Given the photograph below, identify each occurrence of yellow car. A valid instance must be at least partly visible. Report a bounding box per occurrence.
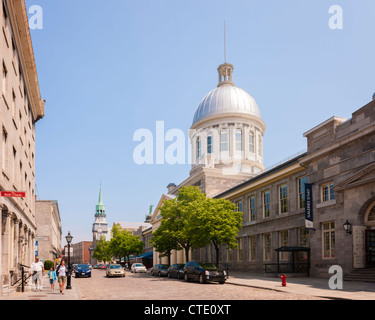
[106,264,126,277]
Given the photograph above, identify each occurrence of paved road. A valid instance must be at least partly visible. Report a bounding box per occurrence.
[75,269,326,300]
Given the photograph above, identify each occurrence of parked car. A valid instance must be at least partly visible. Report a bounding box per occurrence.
[106,264,126,277]
[74,264,92,278]
[184,262,226,284]
[131,263,147,273]
[152,264,169,277]
[167,264,185,279]
[93,264,100,269]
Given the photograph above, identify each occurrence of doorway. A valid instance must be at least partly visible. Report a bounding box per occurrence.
[365,230,375,267]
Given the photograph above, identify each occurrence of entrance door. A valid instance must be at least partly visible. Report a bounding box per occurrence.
[365,230,375,267]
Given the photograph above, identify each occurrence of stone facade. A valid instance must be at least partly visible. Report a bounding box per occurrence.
[213,99,375,278]
[0,0,45,294]
[35,200,62,262]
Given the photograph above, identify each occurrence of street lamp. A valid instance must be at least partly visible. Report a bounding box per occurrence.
[343,220,352,235]
[65,231,73,289]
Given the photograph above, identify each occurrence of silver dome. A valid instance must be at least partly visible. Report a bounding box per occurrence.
[192,84,262,125]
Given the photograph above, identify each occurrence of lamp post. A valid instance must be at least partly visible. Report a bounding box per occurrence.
[65,231,73,289]
[343,220,352,235]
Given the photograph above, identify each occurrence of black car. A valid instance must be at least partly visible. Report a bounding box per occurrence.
[74,264,91,278]
[184,261,226,284]
[151,264,169,277]
[167,264,185,279]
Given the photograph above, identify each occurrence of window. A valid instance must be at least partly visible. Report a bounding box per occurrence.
[298,227,310,260]
[279,230,289,261]
[237,238,243,261]
[321,182,334,202]
[2,61,8,95]
[235,129,242,152]
[196,137,201,159]
[298,176,308,209]
[263,233,271,261]
[249,132,254,153]
[263,190,270,218]
[249,236,256,261]
[323,222,335,259]
[248,195,256,222]
[220,129,228,152]
[207,132,213,154]
[279,184,288,214]
[1,127,8,171]
[236,200,242,213]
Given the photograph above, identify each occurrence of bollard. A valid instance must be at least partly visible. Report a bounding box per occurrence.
[280,275,287,287]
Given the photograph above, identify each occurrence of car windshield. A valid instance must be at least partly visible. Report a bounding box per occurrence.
[199,263,217,269]
[110,265,122,269]
[177,264,185,268]
[77,265,89,270]
[134,264,144,267]
[160,265,169,269]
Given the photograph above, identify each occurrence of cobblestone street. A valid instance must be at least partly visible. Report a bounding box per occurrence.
[74,269,326,300]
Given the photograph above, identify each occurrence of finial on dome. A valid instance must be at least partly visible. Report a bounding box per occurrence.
[217,63,234,87]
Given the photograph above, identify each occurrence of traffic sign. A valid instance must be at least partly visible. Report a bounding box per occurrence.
[1,191,26,198]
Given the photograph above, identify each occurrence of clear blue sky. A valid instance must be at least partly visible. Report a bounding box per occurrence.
[25,0,375,244]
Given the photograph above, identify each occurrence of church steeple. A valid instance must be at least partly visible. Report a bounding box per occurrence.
[95,188,106,217]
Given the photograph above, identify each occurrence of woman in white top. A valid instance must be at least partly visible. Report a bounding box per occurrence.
[56,260,68,295]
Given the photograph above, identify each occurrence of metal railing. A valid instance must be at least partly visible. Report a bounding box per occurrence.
[11,264,31,292]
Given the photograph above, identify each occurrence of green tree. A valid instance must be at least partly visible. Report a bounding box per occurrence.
[189,198,242,267]
[109,223,145,267]
[92,236,112,264]
[150,223,181,265]
[158,186,206,262]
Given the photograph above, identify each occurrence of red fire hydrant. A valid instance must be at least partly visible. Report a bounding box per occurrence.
[280,275,287,287]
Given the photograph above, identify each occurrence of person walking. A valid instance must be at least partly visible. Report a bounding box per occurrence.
[56,260,69,295]
[30,256,45,292]
[47,266,57,292]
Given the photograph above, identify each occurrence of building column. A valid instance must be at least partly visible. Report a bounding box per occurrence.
[13,218,19,271]
[2,212,11,286]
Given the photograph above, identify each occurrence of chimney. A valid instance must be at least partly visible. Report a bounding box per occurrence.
[167,183,176,193]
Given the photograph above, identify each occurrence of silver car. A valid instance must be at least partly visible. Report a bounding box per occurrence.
[131,263,147,273]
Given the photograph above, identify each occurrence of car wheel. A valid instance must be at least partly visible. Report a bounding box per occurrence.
[219,281,225,284]
[199,274,206,284]
[184,273,189,282]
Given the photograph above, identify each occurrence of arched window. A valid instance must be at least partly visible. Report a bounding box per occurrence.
[366,202,375,225]
[207,131,213,154]
[249,132,254,153]
[220,129,228,152]
[235,129,242,152]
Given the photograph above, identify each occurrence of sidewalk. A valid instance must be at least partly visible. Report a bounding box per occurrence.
[1,275,81,300]
[226,272,375,300]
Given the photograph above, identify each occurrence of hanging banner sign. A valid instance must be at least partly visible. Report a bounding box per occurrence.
[305,183,314,229]
[1,191,26,198]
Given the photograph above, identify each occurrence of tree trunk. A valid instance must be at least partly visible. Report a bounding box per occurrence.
[212,240,220,268]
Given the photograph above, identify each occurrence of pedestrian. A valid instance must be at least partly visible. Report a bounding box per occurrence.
[47,266,57,292]
[56,260,69,295]
[30,256,45,292]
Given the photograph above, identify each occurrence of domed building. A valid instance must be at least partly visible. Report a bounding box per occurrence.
[183,62,266,197]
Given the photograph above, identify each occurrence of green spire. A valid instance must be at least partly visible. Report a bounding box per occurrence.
[95,187,106,217]
[98,188,103,205]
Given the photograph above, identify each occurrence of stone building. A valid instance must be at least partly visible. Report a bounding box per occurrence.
[0,0,45,295]
[35,200,62,262]
[212,99,375,279]
[71,241,92,265]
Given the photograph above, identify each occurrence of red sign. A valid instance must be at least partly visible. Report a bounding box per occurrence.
[1,191,26,198]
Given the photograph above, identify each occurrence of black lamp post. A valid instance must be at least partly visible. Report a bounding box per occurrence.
[343,220,352,235]
[65,231,73,289]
